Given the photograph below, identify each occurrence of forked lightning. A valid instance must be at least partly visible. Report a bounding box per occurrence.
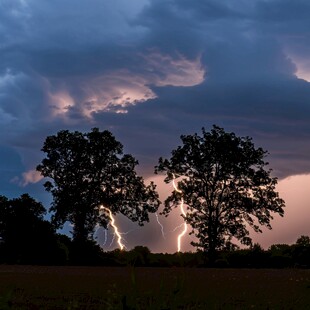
[172,174,188,252]
[100,206,125,250]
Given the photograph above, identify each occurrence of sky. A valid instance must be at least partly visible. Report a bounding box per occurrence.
[1,0,310,253]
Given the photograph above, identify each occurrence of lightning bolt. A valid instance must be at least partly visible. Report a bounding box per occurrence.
[100,206,125,250]
[172,174,188,252]
[108,229,134,248]
[95,224,109,247]
[155,212,165,239]
[102,226,108,246]
[171,223,186,233]
[109,232,116,247]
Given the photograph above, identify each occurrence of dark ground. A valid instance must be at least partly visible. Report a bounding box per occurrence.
[0,265,309,309]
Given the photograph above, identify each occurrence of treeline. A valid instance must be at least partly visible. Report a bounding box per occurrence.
[35,126,285,265]
[0,193,309,268]
[0,126,304,268]
[93,240,310,269]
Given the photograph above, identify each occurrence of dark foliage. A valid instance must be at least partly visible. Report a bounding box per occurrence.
[0,197,309,269]
[0,194,68,264]
[37,128,160,243]
[104,238,310,268]
[155,125,285,263]
[0,127,307,269]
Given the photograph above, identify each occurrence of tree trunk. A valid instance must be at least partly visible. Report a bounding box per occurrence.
[207,213,217,266]
[73,211,88,244]
[208,246,217,266]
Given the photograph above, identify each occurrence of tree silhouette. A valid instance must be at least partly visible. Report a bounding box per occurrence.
[0,194,64,264]
[296,235,310,247]
[37,128,160,244]
[293,235,310,267]
[156,125,285,263]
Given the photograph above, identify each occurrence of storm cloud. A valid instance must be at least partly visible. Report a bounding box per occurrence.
[1,0,310,250]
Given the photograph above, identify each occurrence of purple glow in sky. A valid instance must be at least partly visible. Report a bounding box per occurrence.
[1,0,310,252]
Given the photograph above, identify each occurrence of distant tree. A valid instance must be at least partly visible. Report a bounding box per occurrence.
[269,244,291,255]
[156,125,285,263]
[37,128,160,244]
[292,235,310,268]
[0,194,65,264]
[295,235,310,247]
[128,246,151,266]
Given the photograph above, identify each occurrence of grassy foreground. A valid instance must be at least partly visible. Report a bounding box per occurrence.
[0,266,309,309]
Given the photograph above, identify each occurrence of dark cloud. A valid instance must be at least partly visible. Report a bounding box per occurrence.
[0,145,25,197]
[1,0,309,176]
[0,0,310,250]
[255,0,310,23]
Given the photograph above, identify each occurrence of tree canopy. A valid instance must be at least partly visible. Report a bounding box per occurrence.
[155,125,285,260]
[37,128,160,243]
[0,194,46,243]
[0,194,64,264]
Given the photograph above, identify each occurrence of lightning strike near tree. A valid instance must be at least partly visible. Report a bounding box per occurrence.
[109,229,133,248]
[171,222,186,233]
[109,232,116,248]
[102,229,108,246]
[155,212,166,239]
[172,174,188,252]
[100,206,125,250]
[94,223,109,246]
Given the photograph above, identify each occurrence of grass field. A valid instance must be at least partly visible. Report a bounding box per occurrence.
[0,265,309,309]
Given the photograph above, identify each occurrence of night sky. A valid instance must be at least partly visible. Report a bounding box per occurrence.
[1,0,310,252]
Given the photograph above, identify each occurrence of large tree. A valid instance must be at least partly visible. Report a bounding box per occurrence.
[37,128,160,243]
[155,126,285,261]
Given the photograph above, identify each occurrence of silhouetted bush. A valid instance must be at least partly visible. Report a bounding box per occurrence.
[0,194,69,265]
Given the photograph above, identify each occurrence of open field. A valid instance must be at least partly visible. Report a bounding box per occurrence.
[0,266,309,309]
